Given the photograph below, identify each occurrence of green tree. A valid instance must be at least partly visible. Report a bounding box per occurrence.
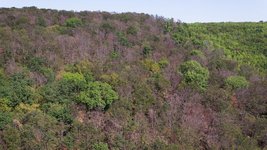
[100,22,115,34]
[117,32,130,47]
[8,73,34,107]
[143,43,153,57]
[41,82,65,103]
[92,142,109,150]
[64,61,95,82]
[158,58,169,69]
[42,103,73,124]
[65,17,82,28]
[225,76,249,90]
[126,26,138,35]
[59,72,86,94]
[77,81,118,110]
[0,111,12,129]
[26,56,46,72]
[180,60,209,91]
[0,98,11,112]
[36,16,47,27]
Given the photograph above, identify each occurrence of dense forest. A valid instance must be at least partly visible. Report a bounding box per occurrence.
[0,7,266,150]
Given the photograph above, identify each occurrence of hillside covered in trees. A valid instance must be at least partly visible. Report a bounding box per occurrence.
[0,7,266,149]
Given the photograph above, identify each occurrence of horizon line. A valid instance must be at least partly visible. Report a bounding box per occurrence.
[0,6,266,24]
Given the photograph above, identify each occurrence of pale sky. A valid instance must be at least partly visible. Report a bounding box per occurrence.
[0,0,266,23]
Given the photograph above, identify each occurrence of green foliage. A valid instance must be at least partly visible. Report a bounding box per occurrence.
[126,26,138,35]
[77,81,118,110]
[117,32,130,47]
[65,61,95,82]
[190,50,204,57]
[180,60,209,90]
[164,19,174,33]
[36,16,47,27]
[42,103,73,124]
[40,72,87,104]
[92,142,109,150]
[8,73,34,107]
[49,25,72,35]
[65,17,82,28]
[26,56,46,72]
[158,58,169,68]
[59,72,86,94]
[186,23,267,72]
[0,73,34,109]
[41,82,64,103]
[172,24,190,45]
[100,22,115,33]
[41,67,56,82]
[0,98,12,112]
[110,50,120,59]
[225,76,249,90]
[0,8,266,149]
[0,111,12,129]
[15,16,29,29]
[117,13,131,23]
[15,103,40,114]
[142,59,161,74]
[100,72,120,86]
[62,72,85,84]
[142,43,153,57]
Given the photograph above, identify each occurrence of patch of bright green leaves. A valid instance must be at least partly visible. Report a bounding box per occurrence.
[77,81,118,110]
[180,60,209,91]
[58,72,118,110]
[60,72,86,93]
[65,17,82,28]
[92,142,109,150]
[5,73,34,107]
[225,76,249,90]
[42,71,118,111]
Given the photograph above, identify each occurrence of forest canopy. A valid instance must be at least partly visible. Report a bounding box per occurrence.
[0,7,266,149]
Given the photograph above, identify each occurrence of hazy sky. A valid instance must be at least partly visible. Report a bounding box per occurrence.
[0,0,266,23]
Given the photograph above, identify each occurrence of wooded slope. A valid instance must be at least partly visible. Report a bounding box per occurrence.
[0,7,266,149]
